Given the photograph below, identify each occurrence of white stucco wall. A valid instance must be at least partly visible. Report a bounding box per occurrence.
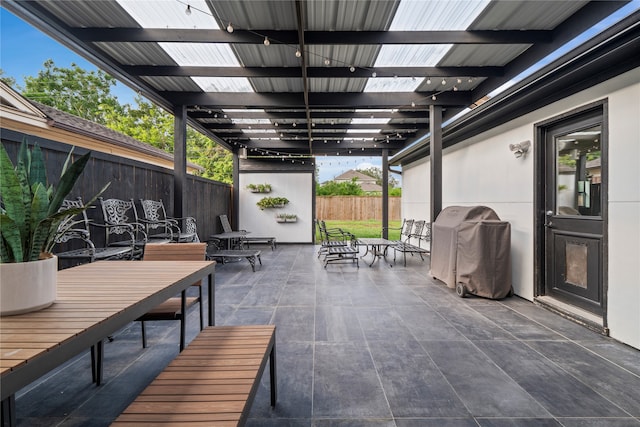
[401,68,640,349]
[239,172,314,243]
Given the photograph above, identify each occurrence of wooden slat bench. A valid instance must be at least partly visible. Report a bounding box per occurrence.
[111,325,277,427]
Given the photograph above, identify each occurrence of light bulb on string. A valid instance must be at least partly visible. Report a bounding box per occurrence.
[349,66,355,72]
[432,94,437,101]
[372,72,377,78]
[295,49,301,58]
[441,79,447,85]
[426,78,431,84]
[226,22,234,33]
[324,58,331,66]
[185,5,192,15]
[263,37,270,46]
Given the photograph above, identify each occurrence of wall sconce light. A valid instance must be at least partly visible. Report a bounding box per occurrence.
[509,140,531,158]
[239,147,248,159]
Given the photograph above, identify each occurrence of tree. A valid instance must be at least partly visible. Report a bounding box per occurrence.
[356,166,399,188]
[316,178,364,196]
[21,60,123,125]
[0,69,16,87]
[12,60,233,183]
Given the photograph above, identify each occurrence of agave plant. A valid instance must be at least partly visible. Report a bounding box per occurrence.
[0,140,107,263]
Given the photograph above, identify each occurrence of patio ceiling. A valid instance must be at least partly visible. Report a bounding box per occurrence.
[3,0,631,158]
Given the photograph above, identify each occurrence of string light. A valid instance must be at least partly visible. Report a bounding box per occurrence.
[185,4,192,15]
[226,22,234,33]
[263,36,270,46]
[295,49,301,58]
[349,66,355,72]
[441,78,447,85]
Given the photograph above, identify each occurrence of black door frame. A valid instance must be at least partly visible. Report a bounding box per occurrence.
[534,99,609,325]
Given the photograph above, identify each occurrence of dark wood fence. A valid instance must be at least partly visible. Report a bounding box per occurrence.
[1,130,231,250]
[316,196,401,221]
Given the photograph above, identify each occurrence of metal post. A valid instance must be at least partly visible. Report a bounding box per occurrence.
[430,105,442,222]
[382,149,389,239]
[173,105,187,218]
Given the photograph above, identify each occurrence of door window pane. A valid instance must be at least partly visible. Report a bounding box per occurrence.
[555,125,602,216]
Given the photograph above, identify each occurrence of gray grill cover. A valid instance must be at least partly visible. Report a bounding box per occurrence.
[430,206,511,299]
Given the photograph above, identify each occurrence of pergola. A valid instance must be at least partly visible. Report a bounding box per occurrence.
[4,0,635,224]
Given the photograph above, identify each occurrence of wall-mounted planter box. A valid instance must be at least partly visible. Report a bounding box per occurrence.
[276,214,297,223]
[257,196,289,210]
[246,183,272,193]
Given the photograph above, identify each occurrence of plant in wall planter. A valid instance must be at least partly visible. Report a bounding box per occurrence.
[0,141,108,316]
[246,183,272,193]
[256,196,289,210]
[275,213,297,223]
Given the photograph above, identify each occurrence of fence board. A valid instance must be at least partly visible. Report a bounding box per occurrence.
[316,196,400,221]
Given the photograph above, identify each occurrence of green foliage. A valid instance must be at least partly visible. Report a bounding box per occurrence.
[356,166,399,188]
[389,187,402,196]
[0,140,108,263]
[0,69,17,87]
[11,60,233,184]
[21,60,123,125]
[316,178,364,196]
[256,197,289,210]
[247,183,272,192]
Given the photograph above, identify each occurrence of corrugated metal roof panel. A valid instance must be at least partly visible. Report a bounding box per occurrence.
[305,0,399,31]
[117,0,218,29]
[390,0,490,30]
[95,42,176,66]
[251,78,304,92]
[470,1,589,30]
[233,45,300,67]
[306,45,379,68]
[140,76,202,92]
[39,1,137,27]
[309,78,368,92]
[206,0,297,30]
[440,45,531,67]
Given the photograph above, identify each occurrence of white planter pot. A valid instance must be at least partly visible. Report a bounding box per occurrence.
[0,254,57,316]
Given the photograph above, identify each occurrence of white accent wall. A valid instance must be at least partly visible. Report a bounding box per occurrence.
[400,68,640,349]
[239,172,314,243]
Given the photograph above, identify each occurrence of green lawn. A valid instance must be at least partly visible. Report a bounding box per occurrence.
[316,220,402,240]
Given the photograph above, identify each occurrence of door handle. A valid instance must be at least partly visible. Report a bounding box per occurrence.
[545,210,554,228]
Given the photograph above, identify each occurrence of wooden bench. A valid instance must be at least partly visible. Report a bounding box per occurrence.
[111,325,277,427]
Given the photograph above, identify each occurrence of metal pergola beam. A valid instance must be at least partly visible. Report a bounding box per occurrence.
[122,65,503,78]
[166,91,472,108]
[70,28,552,44]
[188,110,432,120]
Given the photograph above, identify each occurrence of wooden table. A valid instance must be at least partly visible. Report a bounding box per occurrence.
[0,260,216,426]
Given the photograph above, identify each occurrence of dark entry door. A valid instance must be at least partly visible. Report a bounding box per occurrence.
[543,109,605,315]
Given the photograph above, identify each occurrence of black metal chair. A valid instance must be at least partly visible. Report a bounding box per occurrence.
[316,219,349,259]
[139,199,199,243]
[54,197,136,267]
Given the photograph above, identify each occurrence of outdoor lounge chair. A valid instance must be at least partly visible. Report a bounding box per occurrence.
[136,242,207,351]
[219,214,276,250]
[316,219,349,259]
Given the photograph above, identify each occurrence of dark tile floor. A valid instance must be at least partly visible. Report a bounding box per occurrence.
[13,244,640,426]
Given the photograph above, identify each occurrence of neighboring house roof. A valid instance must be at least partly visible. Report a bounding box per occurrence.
[334,170,376,184]
[333,169,382,192]
[0,81,203,173]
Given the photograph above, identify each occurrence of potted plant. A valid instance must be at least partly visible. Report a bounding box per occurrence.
[256,196,289,210]
[246,183,272,193]
[275,213,297,223]
[0,141,107,316]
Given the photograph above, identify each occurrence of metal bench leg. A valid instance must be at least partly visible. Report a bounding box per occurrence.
[1,395,16,427]
[140,321,147,348]
[270,340,277,407]
[247,256,256,272]
[198,285,204,331]
[90,340,104,385]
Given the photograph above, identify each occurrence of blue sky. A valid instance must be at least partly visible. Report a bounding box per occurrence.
[0,8,383,183]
